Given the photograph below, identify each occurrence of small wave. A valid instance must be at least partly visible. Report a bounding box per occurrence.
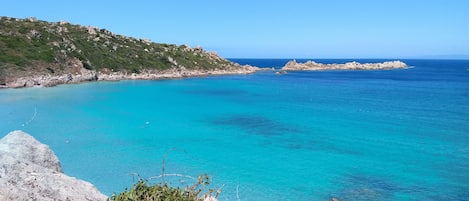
[407,66,416,69]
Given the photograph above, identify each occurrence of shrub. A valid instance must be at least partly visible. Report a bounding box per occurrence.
[109,174,220,201]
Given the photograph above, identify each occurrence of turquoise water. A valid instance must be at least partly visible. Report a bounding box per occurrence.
[1,59,468,200]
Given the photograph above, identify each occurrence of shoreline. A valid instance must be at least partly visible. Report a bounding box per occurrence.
[0,65,260,89]
[0,60,409,89]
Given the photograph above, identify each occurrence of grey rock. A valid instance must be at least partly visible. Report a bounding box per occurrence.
[1,60,261,89]
[0,130,107,201]
[282,60,407,71]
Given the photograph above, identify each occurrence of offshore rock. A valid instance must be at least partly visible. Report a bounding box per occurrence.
[0,130,107,201]
[281,60,407,71]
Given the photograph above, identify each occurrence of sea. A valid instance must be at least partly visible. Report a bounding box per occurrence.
[0,59,468,201]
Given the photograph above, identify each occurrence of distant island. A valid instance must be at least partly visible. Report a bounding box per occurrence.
[281,60,407,71]
[0,16,257,88]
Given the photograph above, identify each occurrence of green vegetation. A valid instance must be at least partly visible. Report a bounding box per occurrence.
[109,174,220,201]
[0,16,237,81]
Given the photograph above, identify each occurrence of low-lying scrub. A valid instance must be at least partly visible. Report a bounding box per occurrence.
[109,174,220,201]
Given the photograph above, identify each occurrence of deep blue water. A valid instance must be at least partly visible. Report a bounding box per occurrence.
[1,59,468,200]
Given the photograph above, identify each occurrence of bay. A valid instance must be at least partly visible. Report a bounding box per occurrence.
[1,59,468,200]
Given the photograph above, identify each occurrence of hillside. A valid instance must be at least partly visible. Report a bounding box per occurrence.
[0,16,256,88]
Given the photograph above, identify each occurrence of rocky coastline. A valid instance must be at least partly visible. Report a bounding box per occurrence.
[0,59,259,89]
[0,130,107,201]
[0,17,406,89]
[0,59,410,89]
[281,60,407,71]
[0,16,262,89]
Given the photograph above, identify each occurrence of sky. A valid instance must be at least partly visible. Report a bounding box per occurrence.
[1,0,469,58]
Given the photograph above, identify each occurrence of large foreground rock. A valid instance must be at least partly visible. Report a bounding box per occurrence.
[0,130,107,201]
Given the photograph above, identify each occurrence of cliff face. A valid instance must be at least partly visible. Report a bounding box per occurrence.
[0,130,107,201]
[281,60,407,71]
[0,16,257,88]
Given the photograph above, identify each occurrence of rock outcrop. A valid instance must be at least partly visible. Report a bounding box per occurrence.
[1,64,259,88]
[0,130,107,201]
[281,60,407,71]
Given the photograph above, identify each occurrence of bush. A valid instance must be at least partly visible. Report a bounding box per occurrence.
[109,174,220,201]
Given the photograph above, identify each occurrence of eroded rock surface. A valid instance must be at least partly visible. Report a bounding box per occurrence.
[0,130,107,201]
[281,60,407,71]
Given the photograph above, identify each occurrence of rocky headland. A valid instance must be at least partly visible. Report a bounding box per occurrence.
[0,16,259,89]
[0,130,107,201]
[281,60,407,71]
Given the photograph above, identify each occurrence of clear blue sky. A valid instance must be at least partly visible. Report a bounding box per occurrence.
[1,0,469,58]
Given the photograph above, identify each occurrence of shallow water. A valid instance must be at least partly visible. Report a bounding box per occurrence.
[1,59,468,200]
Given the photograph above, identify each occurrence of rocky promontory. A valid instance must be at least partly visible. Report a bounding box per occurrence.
[281,60,407,71]
[0,16,259,89]
[0,130,107,201]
